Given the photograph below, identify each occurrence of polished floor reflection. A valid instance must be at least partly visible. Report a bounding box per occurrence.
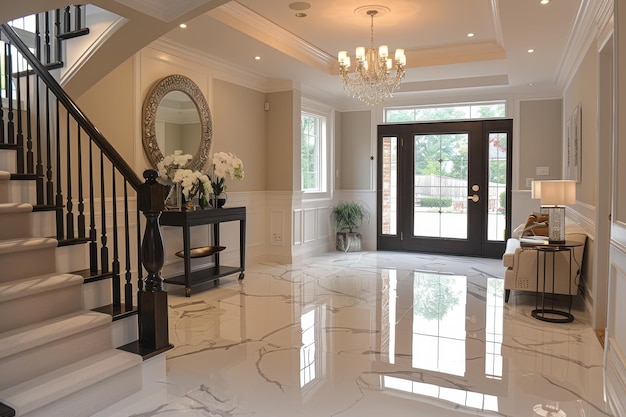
[100,251,612,417]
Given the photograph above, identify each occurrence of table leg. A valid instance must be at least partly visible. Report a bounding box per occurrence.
[239,217,246,280]
[183,225,191,297]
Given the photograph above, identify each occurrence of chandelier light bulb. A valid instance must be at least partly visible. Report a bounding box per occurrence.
[337,8,406,106]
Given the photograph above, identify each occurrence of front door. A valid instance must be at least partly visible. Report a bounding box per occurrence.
[377,120,512,258]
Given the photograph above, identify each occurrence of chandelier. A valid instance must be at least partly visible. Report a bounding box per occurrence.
[337,9,406,106]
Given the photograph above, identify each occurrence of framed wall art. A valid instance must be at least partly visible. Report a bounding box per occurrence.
[566,104,582,182]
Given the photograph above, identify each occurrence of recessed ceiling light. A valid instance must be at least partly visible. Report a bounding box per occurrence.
[467,33,475,37]
[528,48,535,53]
[254,56,261,61]
[540,0,550,4]
[529,83,534,86]
[295,12,307,18]
[179,23,187,29]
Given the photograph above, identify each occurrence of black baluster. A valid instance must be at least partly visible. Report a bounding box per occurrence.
[54,9,62,65]
[75,5,84,30]
[7,43,14,146]
[89,140,98,273]
[100,151,109,273]
[45,88,53,206]
[0,44,6,144]
[64,6,71,33]
[35,14,41,61]
[25,60,34,174]
[112,167,121,307]
[124,181,133,310]
[15,49,24,173]
[35,75,44,205]
[55,100,64,240]
[77,128,85,238]
[65,113,74,239]
[44,12,51,65]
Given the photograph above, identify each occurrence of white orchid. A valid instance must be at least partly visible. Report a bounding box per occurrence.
[209,152,244,195]
[158,151,209,201]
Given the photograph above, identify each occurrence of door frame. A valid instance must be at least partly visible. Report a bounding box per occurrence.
[376,119,512,258]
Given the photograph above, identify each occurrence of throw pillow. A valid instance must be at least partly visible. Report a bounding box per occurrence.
[521,213,549,236]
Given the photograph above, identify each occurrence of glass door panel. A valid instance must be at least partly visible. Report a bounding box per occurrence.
[487,133,508,242]
[381,136,398,236]
[414,134,469,239]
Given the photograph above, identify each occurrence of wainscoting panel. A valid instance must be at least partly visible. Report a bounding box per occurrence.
[317,207,330,240]
[293,209,303,246]
[606,241,626,414]
[303,208,317,243]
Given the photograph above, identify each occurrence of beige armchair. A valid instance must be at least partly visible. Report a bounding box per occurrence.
[502,230,586,302]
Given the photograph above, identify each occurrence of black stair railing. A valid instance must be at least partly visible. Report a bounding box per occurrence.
[0,21,170,353]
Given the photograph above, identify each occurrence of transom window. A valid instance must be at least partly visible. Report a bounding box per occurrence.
[385,101,506,123]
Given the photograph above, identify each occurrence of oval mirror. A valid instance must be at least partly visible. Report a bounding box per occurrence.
[142,74,212,171]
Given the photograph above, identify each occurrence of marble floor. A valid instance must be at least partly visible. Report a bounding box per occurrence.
[98,251,613,417]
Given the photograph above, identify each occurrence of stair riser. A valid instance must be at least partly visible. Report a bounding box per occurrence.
[0,323,113,391]
[0,149,16,173]
[0,285,84,333]
[23,362,143,417]
[55,243,90,274]
[8,181,36,205]
[0,211,32,240]
[0,180,8,203]
[0,246,57,282]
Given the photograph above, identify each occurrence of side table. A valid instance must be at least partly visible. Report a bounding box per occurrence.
[531,241,582,323]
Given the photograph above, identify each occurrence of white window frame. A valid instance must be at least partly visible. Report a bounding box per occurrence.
[301,98,333,199]
[384,100,506,123]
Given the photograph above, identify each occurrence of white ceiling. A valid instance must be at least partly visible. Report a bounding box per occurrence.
[156,0,583,107]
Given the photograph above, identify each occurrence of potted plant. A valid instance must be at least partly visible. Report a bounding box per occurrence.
[330,201,370,252]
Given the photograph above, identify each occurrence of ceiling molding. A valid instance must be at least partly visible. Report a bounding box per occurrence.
[151,38,271,93]
[556,0,613,90]
[398,75,509,93]
[209,2,336,74]
[489,0,505,48]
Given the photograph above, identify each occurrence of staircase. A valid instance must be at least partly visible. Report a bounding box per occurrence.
[0,6,171,417]
[0,171,143,416]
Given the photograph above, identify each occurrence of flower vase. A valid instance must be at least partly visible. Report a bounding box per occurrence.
[210,192,227,208]
[164,182,182,210]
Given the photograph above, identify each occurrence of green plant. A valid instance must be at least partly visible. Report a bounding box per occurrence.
[331,201,370,233]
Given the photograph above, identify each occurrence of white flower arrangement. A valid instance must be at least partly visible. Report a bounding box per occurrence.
[209,152,244,195]
[158,150,209,200]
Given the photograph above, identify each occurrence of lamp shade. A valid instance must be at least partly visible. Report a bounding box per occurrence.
[539,180,576,206]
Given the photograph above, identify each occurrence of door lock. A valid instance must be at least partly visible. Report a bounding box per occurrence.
[468,194,479,202]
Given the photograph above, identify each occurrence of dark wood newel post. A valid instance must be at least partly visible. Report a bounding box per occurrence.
[137,169,170,350]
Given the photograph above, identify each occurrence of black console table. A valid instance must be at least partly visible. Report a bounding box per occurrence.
[160,206,246,297]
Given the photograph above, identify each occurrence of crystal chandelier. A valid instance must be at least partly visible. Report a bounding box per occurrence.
[337,9,406,106]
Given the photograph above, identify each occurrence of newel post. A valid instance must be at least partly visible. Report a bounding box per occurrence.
[137,169,170,350]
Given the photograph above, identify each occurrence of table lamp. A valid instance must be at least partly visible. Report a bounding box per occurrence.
[538,180,576,244]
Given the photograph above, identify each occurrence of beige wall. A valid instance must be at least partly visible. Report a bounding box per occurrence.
[212,79,266,192]
[266,90,295,191]
[563,44,599,206]
[75,59,135,165]
[337,110,371,190]
[518,99,562,189]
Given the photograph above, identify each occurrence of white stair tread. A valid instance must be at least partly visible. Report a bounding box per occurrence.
[0,272,83,303]
[0,310,110,360]
[0,171,8,180]
[0,202,32,214]
[0,348,143,416]
[0,236,57,255]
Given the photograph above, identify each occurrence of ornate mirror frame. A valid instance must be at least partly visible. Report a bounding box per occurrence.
[142,74,212,171]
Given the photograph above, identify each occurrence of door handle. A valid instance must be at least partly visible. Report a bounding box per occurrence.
[468,194,479,202]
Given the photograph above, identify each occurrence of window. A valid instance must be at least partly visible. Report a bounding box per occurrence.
[301,112,327,192]
[385,101,506,123]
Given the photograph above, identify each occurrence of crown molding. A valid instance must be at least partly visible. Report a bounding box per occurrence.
[151,38,271,92]
[556,0,613,90]
[209,2,336,74]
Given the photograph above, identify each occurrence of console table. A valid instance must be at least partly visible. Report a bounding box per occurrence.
[160,206,246,297]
